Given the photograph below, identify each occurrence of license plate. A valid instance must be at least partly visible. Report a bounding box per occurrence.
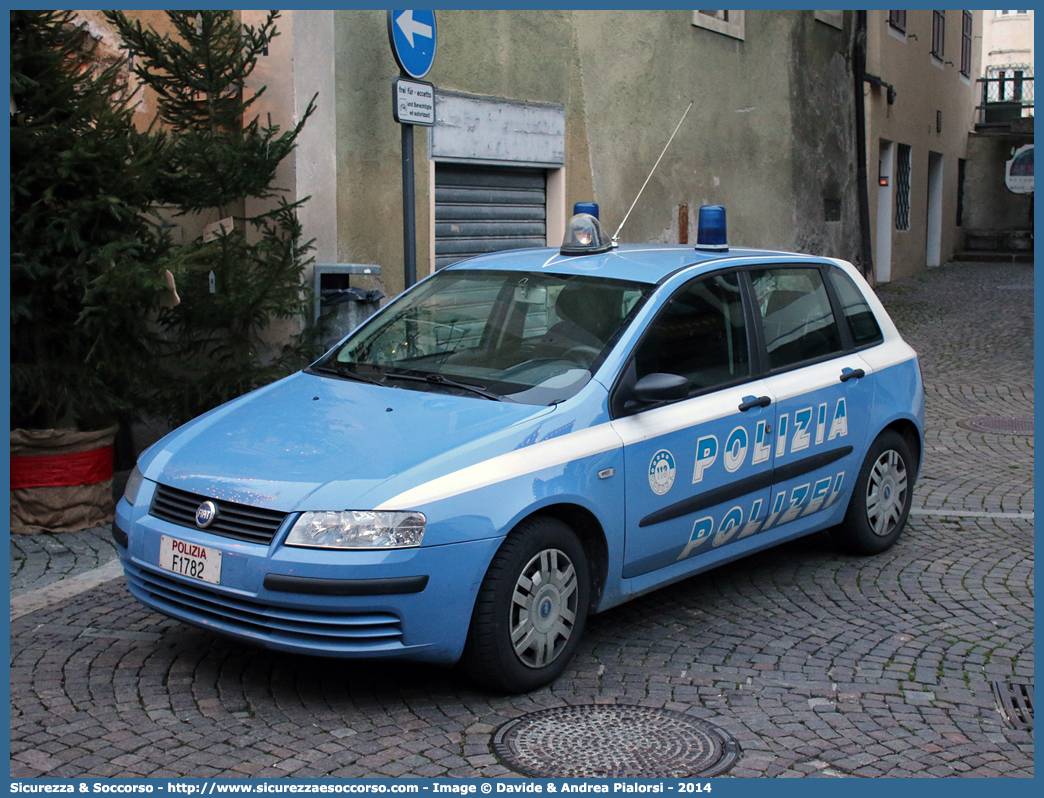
[159,535,222,585]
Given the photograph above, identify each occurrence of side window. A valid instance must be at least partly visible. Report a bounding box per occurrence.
[751,267,843,370]
[634,272,749,392]
[828,268,883,347]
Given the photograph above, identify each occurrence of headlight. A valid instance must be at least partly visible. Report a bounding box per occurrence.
[123,466,145,507]
[285,510,426,550]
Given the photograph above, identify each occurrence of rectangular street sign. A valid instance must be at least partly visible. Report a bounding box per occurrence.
[393,78,435,126]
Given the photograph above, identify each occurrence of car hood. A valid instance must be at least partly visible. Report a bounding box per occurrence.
[138,371,558,511]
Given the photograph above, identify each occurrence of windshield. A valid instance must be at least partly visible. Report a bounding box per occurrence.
[314,270,650,405]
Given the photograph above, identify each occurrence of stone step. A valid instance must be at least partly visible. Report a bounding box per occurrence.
[952,251,1034,263]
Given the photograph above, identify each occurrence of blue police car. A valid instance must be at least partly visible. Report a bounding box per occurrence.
[115,206,924,693]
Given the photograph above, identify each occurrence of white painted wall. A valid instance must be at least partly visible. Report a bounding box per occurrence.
[926,151,944,267]
[875,140,895,283]
[243,10,339,266]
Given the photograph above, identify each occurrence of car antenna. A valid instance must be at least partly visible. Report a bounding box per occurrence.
[611,100,694,248]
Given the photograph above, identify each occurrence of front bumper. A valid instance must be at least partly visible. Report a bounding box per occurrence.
[113,493,501,665]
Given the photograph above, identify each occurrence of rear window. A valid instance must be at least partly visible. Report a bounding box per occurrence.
[829,268,883,347]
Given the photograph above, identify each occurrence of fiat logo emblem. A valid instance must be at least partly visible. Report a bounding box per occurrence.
[195,501,218,528]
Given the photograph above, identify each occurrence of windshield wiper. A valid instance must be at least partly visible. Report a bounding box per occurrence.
[383,370,510,402]
[310,364,382,386]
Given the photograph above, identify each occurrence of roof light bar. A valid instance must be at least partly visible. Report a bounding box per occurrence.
[695,205,728,251]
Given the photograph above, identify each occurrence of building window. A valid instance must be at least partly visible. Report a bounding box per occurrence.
[895,144,912,231]
[961,11,972,77]
[956,158,966,227]
[888,10,907,33]
[693,11,745,40]
[931,10,945,58]
[996,10,1030,17]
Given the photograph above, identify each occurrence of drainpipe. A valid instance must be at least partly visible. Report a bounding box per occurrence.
[853,11,874,281]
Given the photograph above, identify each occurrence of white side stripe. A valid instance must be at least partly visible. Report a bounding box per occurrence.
[376,346,919,511]
[375,423,623,510]
[611,383,761,447]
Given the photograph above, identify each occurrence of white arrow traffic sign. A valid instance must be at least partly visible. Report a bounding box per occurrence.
[387,10,437,79]
[396,10,432,47]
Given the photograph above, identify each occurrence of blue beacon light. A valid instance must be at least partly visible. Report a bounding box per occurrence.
[695,205,728,251]
[573,202,599,218]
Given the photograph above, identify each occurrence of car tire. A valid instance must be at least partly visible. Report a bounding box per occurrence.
[833,429,915,555]
[461,516,590,693]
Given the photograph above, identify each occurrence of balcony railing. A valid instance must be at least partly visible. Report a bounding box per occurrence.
[977,74,1034,125]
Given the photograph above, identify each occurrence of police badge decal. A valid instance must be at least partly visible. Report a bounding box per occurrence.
[648,449,677,495]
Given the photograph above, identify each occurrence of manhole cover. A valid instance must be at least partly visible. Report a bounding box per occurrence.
[993,681,1034,731]
[958,417,1034,435]
[493,705,740,778]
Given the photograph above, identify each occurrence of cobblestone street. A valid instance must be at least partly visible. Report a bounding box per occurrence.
[10,261,1034,779]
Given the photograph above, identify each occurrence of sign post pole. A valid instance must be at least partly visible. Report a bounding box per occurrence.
[387,10,437,290]
[401,123,417,288]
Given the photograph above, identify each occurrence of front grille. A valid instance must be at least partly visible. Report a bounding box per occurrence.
[125,562,405,652]
[150,484,287,545]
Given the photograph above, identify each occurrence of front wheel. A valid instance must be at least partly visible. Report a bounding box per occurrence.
[832,429,915,555]
[461,516,590,693]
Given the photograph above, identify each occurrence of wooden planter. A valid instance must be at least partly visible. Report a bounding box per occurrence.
[10,425,118,535]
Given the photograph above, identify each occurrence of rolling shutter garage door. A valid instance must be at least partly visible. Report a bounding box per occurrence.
[434,164,546,270]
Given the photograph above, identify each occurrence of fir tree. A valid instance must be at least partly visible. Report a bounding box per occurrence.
[10,10,169,431]
[106,10,320,425]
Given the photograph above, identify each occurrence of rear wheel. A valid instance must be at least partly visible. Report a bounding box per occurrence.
[461,516,590,693]
[833,429,914,554]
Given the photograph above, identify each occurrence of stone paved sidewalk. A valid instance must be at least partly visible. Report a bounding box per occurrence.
[9,261,1034,779]
[875,262,1034,518]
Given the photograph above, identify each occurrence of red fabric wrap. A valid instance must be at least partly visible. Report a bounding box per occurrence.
[10,445,115,489]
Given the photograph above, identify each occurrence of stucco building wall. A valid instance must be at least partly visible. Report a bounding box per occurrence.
[323,9,861,299]
[72,10,980,309]
[863,10,982,283]
[981,9,1034,73]
[964,131,1035,236]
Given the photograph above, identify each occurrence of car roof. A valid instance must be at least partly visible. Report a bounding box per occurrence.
[445,244,832,285]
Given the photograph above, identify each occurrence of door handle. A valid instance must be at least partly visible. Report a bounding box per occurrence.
[738,395,771,412]
[839,368,866,383]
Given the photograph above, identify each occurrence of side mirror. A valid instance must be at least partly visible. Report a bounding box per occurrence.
[633,373,689,404]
